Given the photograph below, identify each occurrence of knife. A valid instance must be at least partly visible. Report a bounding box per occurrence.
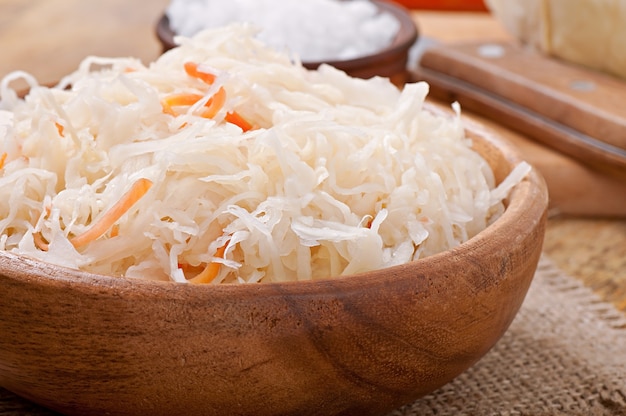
[412,40,626,180]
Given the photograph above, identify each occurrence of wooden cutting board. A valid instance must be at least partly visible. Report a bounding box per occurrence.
[413,41,626,218]
[414,41,626,180]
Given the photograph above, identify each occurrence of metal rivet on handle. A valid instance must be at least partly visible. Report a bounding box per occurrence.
[569,80,596,92]
[477,44,505,58]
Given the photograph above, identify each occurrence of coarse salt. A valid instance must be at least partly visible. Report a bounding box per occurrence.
[166,0,401,62]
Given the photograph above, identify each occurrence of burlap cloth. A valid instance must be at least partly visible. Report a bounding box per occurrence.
[1,257,625,416]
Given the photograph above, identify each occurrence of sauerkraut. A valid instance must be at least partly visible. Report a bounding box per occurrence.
[0,25,530,284]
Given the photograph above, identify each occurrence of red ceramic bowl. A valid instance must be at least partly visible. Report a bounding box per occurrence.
[391,0,488,10]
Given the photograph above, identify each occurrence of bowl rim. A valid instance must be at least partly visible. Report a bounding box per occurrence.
[155,0,419,69]
[0,115,549,296]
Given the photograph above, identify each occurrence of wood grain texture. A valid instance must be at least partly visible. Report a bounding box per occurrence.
[0,3,621,413]
[0,0,169,89]
[415,41,626,179]
[544,218,626,311]
[0,126,549,416]
[445,103,626,218]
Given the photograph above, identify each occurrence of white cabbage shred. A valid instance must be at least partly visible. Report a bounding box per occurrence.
[0,25,530,284]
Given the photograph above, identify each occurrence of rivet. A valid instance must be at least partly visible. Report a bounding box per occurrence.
[569,80,596,92]
[477,44,505,59]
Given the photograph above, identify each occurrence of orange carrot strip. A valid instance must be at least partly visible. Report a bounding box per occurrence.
[0,152,7,170]
[189,242,228,284]
[184,62,216,85]
[55,122,64,137]
[70,178,153,248]
[161,93,204,116]
[110,224,120,238]
[161,101,176,116]
[161,89,225,119]
[200,87,226,119]
[162,93,204,107]
[33,232,49,252]
[224,111,253,132]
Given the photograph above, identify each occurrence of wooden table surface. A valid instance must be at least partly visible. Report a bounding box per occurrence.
[0,0,624,316]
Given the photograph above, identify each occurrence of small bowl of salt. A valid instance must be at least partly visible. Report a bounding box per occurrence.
[156,0,418,85]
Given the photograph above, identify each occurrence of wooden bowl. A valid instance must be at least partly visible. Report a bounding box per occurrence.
[155,0,419,86]
[0,112,548,416]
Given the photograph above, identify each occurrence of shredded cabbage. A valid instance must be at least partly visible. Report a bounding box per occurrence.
[0,24,530,284]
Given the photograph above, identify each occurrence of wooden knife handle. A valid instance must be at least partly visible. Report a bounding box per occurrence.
[415,41,626,179]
